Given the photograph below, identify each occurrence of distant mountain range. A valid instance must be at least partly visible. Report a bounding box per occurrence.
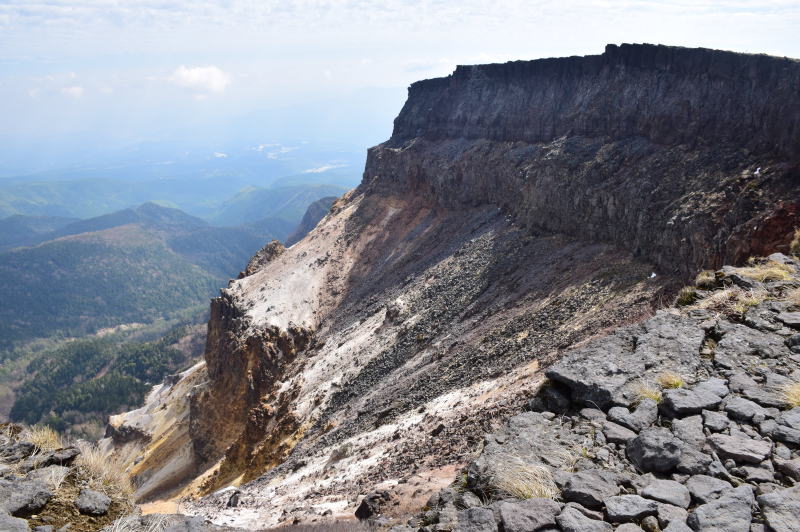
[0,202,298,352]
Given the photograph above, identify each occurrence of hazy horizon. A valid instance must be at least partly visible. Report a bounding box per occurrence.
[2,1,799,177]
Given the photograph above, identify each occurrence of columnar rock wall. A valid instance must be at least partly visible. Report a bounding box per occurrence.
[365,44,800,277]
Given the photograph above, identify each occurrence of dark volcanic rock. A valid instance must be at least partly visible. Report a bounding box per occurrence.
[354,491,391,521]
[456,507,497,532]
[379,44,800,275]
[0,513,29,532]
[562,470,620,509]
[627,428,683,473]
[707,434,771,464]
[603,494,658,523]
[556,506,613,532]
[686,485,754,531]
[757,485,800,532]
[0,478,52,516]
[660,388,721,418]
[496,498,562,531]
[75,488,111,516]
[547,312,704,409]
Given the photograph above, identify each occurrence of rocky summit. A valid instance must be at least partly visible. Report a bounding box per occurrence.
[98,43,800,530]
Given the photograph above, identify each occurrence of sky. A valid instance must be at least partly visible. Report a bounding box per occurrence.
[0,0,799,173]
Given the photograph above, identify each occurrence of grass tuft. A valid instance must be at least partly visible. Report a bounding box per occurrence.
[633,382,663,403]
[44,465,70,491]
[695,270,717,289]
[689,286,769,318]
[488,453,559,500]
[676,286,698,306]
[732,260,793,283]
[74,441,134,503]
[21,425,64,452]
[781,382,800,408]
[657,371,685,389]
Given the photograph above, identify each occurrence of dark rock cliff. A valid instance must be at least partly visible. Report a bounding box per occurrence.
[365,43,800,277]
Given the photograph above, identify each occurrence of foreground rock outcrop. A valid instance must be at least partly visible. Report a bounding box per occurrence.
[0,425,134,531]
[398,255,800,531]
[101,43,800,529]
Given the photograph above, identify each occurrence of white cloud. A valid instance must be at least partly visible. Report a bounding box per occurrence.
[213,152,228,158]
[61,86,84,98]
[303,163,347,173]
[169,65,230,93]
[28,88,42,99]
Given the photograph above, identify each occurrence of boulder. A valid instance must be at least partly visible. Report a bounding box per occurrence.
[561,470,620,509]
[603,494,657,523]
[603,421,637,444]
[702,409,730,432]
[456,507,498,532]
[724,396,769,423]
[75,488,111,516]
[757,485,800,532]
[497,498,562,531]
[686,474,733,504]
[656,503,688,527]
[640,479,690,508]
[774,457,800,481]
[660,388,722,418]
[671,415,705,448]
[663,522,693,532]
[779,407,800,431]
[355,491,391,520]
[626,428,682,473]
[674,445,713,475]
[608,399,658,432]
[616,525,644,532]
[556,507,613,532]
[693,377,729,398]
[686,485,754,531]
[707,434,771,464]
[0,513,29,532]
[0,479,52,516]
[776,312,800,328]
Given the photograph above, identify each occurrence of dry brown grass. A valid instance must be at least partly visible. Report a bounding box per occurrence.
[732,260,793,282]
[21,425,64,452]
[75,441,134,504]
[695,270,717,289]
[785,287,800,308]
[43,464,71,491]
[491,456,559,499]
[790,229,800,257]
[781,382,800,408]
[633,382,663,403]
[105,515,178,532]
[676,286,698,306]
[689,286,768,317]
[657,371,685,389]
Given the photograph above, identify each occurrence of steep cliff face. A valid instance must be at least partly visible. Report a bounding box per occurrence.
[371,43,800,277]
[103,44,800,528]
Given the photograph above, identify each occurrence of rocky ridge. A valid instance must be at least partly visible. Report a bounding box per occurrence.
[100,44,800,529]
[390,254,800,531]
